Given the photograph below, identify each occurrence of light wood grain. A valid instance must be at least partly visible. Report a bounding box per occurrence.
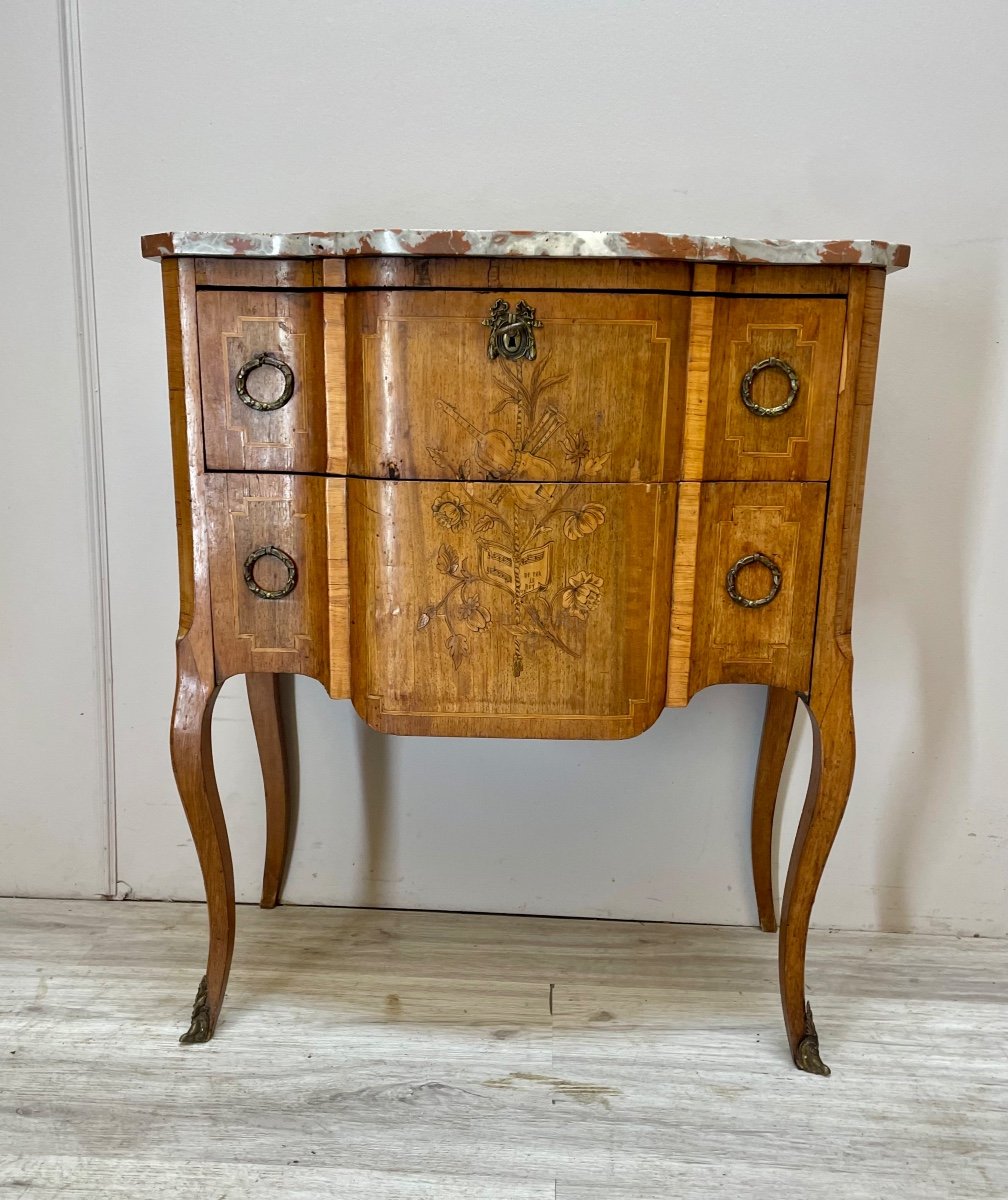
[323,292,348,474]
[193,257,324,288]
[777,268,887,1071]
[700,262,851,295]
[348,479,675,738]
[806,268,877,710]
[205,472,331,685]
[0,1159,549,1199]
[665,482,700,708]
[0,900,1003,1199]
[326,477,351,698]
[160,259,204,646]
[245,672,291,909]
[161,259,233,1042]
[680,292,716,480]
[685,482,827,696]
[833,270,886,640]
[197,289,328,473]
[780,663,855,1073]
[345,289,688,484]
[343,255,693,291]
[701,295,846,481]
[321,258,349,287]
[751,685,799,932]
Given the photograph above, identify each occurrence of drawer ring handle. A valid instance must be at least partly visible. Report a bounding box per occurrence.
[235,351,295,412]
[726,553,782,608]
[243,545,298,600]
[740,357,799,417]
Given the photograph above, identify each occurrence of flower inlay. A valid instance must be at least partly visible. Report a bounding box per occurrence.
[418,351,610,676]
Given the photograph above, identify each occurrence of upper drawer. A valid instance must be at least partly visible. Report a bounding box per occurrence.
[687,296,846,481]
[345,291,690,483]
[197,289,346,473]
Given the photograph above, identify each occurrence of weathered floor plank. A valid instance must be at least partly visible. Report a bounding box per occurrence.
[0,899,1004,1198]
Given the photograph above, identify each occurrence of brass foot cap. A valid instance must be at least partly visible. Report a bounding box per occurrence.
[179,975,213,1045]
[794,1002,831,1076]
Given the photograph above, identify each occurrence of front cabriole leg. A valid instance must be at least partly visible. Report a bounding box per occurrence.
[171,635,235,1044]
[778,651,855,1076]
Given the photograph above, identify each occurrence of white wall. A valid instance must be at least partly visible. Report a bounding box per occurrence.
[0,1,110,898]
[5,0,1006,935]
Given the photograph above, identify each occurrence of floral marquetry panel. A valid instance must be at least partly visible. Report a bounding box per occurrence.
[348,478,676,738]
[345,291,689,484]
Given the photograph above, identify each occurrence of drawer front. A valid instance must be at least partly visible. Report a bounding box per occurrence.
[348,478,676,738]
[691,297,845,481]
[205,473,347,689]
[197,290,346,473]
[668,482,827,702]
[346,290,689,484]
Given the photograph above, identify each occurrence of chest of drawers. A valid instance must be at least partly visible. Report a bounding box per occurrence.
[143,229,908,1073]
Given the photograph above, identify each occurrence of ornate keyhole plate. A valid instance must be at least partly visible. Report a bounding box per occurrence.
[483,299,542,361]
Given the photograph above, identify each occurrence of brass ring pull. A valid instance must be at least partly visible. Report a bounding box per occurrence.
[243,545,298,600]
[235,351,294,411]
[740,357,799,417]
[726,552,782,608]
[483,299,542,361]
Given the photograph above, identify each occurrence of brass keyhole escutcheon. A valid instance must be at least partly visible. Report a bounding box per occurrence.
[235,351,295,412]
[483,299,542,361]
[726,552,782,608]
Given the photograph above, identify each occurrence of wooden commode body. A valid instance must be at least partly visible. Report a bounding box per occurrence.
[143,229,909,1073]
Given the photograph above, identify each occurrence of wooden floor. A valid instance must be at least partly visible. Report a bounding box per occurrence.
[0,900,1005,1198]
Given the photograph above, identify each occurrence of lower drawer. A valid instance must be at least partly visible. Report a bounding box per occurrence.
[205,473,825,729]
[348,478,676,738]
[205,473,345,689]
[667,482,827,703]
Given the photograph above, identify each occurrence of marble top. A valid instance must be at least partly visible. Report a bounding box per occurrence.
[141,229,910,271]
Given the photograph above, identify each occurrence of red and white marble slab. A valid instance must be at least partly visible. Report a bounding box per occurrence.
[141,229,910,270]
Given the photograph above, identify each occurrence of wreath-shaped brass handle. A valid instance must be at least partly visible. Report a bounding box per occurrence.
[726,552,782,608]
[235,351,294,412]
[740,357,799,417]
[243,546,298,600]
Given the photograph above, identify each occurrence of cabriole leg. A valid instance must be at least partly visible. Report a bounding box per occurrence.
[751,687,799,933]
[246,672,292,909]
[171,637,234,1044]
[778,660,855,1076]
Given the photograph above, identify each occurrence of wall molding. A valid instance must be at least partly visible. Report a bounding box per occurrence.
[57,0,118,898]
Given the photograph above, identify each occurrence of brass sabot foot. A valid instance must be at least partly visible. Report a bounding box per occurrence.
[179,974,213,1045]
[794,1002,831,1076]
